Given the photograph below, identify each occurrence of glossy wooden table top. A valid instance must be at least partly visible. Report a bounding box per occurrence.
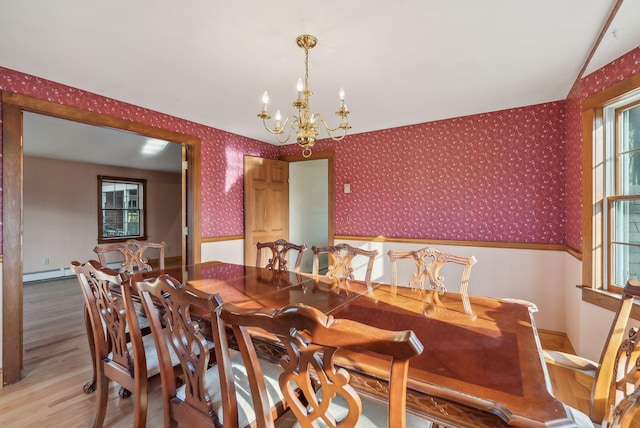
[145,262,575,427]
[331,284,573,426]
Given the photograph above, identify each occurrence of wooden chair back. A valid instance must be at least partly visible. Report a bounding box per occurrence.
[256,239,307,272]
[609,381,640,428]
[546,279,640,425]
[135,274,291,428]
[388,247,477,294]
[133,274,222,427]
[591,279,640,423]
[94,239,166,274]
[218,302,424,428]
[71,260,149,427]
[311,243,378,284]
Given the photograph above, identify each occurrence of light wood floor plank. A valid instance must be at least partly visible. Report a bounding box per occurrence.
[0,278,165,427]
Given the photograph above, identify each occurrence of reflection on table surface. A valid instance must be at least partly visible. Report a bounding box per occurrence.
[142,261,376,315]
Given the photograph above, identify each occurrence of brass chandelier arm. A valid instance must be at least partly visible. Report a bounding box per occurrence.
[309,114,350,140]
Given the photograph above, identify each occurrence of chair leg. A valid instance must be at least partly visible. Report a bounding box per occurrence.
[133,380,148,428]
[93,369,109,428]
[83,306,97,394]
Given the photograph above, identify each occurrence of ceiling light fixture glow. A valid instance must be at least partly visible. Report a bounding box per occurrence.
[141,138,169,155]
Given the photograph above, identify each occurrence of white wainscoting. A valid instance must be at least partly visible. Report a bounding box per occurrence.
[201,239,245,265]
[336,239,568,332]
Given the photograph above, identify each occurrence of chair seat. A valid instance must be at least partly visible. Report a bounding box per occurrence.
[108,329,185,378]
[297,391,432,428]
[176,350,284,427]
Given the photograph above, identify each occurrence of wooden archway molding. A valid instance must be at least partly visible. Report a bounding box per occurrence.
[1,91,202,385]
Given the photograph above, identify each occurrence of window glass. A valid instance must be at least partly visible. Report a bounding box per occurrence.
[98,176,146,242]
[606,100,640,291]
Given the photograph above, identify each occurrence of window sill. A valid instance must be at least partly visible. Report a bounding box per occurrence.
[581,286,640,321]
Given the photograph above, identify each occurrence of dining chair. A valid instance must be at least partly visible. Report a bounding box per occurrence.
[94,238,166,275]
[71,259,180,428]
[133,273,289,428]
[387,247,477,294]
[311,243,378,284]
[544,279,640,425]
[218,302,427,428]
[256,239,307,272]
[89,239,165,392]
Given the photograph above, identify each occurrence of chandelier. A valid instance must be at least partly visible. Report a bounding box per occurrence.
[257,34,351,157]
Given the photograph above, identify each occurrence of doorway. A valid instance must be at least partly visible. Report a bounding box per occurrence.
[22,112,183,282]
[289,158,329,273]
[1,91,202,385]
[281,150,334,273]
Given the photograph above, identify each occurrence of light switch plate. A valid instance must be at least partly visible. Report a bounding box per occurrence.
[344,183,351,193]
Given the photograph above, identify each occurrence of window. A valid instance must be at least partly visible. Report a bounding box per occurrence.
[602,97,640,292]
[98,176,147,243]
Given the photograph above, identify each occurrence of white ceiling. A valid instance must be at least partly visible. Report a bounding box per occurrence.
[2,1,640,171]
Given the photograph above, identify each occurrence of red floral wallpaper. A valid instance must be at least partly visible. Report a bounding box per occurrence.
[581,46,640,98]
[282,103,567,243]
[564,84,583,252]
[564,46,640,251]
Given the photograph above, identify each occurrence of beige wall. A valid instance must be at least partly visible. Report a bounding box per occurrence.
[23,156,182,274]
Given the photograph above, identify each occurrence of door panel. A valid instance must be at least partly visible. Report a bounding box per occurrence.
[244,156,289,266]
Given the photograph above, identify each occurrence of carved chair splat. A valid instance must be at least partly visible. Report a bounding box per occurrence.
[218,302,427,428]
[256,239,307,272]
[94,239,166,275]
[388,247,477,294]
[312,243,378,285]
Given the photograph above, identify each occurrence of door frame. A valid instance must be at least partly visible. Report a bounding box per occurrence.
[1,91,202,385]
[280,149,335,248]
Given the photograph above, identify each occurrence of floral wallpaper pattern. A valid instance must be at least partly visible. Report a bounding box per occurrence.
[282,103,567,243]
[564,84,584,252]
[564,46,640,251]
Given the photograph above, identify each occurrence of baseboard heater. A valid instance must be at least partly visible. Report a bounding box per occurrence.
[23,267,73,282]
[23,262,122,283]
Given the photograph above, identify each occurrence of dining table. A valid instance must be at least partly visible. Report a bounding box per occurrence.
[134,261,577,427]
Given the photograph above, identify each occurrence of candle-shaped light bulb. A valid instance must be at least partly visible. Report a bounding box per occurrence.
[275,110,281,128]
[339,86,345,101]
[261,91,269,111]
[297,78,304,98]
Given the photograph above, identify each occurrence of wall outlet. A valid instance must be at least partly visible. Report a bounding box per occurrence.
[43,257,49,265]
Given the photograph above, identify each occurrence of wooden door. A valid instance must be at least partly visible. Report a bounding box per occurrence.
[244,156,289,266]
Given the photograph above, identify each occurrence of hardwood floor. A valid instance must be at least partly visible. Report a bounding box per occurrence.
[0,277,165,427]
[0,277,587,427]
